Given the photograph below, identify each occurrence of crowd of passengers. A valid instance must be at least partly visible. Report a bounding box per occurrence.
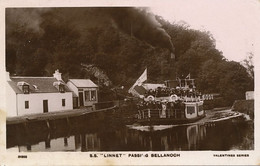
[137,100,185,111]
[144,86,202,98]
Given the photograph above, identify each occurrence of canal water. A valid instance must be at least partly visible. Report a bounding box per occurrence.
[7,116,253,152]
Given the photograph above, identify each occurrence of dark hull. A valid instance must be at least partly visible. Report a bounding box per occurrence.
[135,115,205,126]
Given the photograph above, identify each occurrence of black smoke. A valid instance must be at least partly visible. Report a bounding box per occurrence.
[107,7,175,53]
[6,7,175,53]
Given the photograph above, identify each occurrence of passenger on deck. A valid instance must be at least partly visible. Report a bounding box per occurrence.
[156,101,161,110]
[147,101,153,109]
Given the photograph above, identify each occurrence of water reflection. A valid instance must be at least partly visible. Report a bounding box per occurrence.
[7,119,251,151]
[123,124,207,151]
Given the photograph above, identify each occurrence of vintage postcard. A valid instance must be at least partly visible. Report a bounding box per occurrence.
[0,0,260,165]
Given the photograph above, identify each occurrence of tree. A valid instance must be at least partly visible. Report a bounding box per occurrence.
[218,61,254,105]
[5,8,254,104]
[242,52,254,79]
[197,59,220,93]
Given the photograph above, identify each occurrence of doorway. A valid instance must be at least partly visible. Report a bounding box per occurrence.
[79,92,84,106]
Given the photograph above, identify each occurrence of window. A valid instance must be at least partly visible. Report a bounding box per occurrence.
[23,85,30,94]
[90,90,96,101]
[187,106,195,114]
[62,99,65,106]
[59,85,65,93]
[84,91,90,101]
[25,101,29,109]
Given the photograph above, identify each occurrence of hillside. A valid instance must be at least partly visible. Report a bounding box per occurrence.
[6,7,254,105]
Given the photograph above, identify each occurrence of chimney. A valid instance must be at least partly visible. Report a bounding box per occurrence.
[53,69,62,81]
[6,71,11,81]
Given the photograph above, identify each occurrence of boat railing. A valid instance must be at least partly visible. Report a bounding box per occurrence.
[183,96,203,102]
[147,94,204,103]
[138,108,185,119]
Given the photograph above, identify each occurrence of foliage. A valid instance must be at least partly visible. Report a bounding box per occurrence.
[242,53,254,79]
[6,8,254,105]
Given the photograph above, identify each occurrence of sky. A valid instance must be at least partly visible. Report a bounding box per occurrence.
[150,0,260,62]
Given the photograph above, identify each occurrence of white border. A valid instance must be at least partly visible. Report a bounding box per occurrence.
[0,0,260,165]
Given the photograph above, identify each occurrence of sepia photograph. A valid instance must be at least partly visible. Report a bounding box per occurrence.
[1,0,260,165]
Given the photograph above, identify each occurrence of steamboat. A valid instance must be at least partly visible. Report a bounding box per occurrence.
[128,69,206,125]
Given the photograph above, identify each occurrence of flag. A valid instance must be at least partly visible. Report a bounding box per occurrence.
[186,73,190,79]
[135,68,147,86]
[128,68,147,94]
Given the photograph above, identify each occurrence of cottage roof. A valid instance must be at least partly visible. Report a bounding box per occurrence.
[68,79,98,88]
[8,77,71,94]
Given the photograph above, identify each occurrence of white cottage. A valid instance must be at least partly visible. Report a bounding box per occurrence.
[6,70,73,117]
[66,79,98,108]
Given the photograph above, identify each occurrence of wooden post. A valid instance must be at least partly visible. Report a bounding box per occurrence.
[66,117,71,129]
[46,120,50,130]
[52,120,57,130]
[23,122,29,135]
